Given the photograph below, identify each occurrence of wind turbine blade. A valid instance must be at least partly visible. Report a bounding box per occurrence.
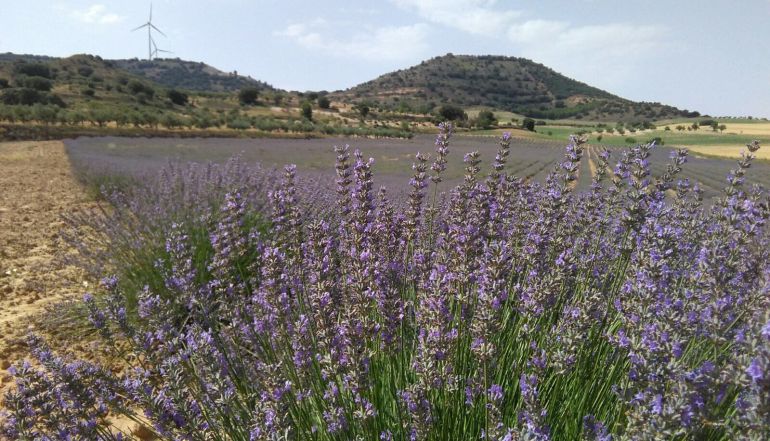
[131,23,149,31]
[149,3,153,22]
[150,23,166,37]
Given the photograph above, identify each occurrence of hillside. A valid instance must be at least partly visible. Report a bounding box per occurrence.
[332,53,699,122]
[0,54,190,114]
[0,53,413,140]
[113,58,274,93]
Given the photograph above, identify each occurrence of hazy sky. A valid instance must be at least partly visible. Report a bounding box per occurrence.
[1,0,769,117]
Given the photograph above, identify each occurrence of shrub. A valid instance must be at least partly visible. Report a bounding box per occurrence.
[438,104,467,121]
[522,117,536,131]
[475,110,497,129]
[648,136,665,145]
[16,76,53,92]
[301,101,313,120]
[238,87,260,105]
[78,66,94,77]
[13,62,52,79]
[127,80,155,98]
[167,89,189,106]
[318,96,331,109]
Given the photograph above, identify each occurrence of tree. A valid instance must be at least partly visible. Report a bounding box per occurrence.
[438,105,467,121]
[356,104,370,119]
[32,104,58,126]
[238,88,259,105]
[161,113,183,129]
[167,89,189,106]
[17,76,53,92]
[719,124,726,133]
[128,80,154,98]
[89,109,112,127]
[317,96,331,109]
[691,122,699,131]
[301,101,313,120]
[475,110,497,129]
[13,63,52,79]
[522,118,536,132]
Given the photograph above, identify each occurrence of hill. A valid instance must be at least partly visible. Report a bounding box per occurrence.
[0,54,190,113]
[113,58,274,93]
[332,53,699,122]
[0,53,413,140]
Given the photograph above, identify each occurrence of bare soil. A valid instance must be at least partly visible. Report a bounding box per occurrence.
[0,141,92,397]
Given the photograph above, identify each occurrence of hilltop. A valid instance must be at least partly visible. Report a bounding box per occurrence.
[113,58,274,92]
[332,53,699,122]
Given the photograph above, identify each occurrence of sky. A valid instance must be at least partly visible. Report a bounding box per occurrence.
[1,0,769,118]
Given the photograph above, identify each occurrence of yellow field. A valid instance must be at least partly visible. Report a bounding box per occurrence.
[721,122,770,136]
[688,144,770,160]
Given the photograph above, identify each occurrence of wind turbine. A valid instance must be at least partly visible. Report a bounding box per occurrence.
[132,4,166,60]
[150,35,173,59]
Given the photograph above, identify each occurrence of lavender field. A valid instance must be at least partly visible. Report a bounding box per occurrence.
[3,127,770,440]
[64,135,770,200]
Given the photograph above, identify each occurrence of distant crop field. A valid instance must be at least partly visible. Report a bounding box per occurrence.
[65,135,587,193]
[64,135,770,200]
[688,144,770,160]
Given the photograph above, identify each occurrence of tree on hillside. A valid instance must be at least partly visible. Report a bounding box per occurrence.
[89,109,112,128]
[301,101,313,120]
[317,96,331,109]
[17,76,53,92]
[355,104,370,119]
[438,104,467,121]
[167,89,189,106]
[522,118,536,132]
[475,110,497,129]
[13,63,52,79]
[238,88,260,105]
[128,80,155,98]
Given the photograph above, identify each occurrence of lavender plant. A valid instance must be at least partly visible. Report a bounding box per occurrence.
[3,127,770,440]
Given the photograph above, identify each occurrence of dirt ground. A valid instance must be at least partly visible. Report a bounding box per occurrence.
[0,140,92,397]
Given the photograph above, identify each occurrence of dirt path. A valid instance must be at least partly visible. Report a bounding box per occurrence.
[0,141,91,395]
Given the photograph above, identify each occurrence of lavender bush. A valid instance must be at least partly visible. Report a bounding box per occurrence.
[3,124,770,440]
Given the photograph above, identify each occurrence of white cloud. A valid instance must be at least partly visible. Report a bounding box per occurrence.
[277,20,430,62]
[391,0,666,92]
[70,4,123,25]
[511,21,665,92]
[392,0,520,36]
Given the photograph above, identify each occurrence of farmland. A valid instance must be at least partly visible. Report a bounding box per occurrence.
[3,119,770,440]
[1,24,769,440]
[65,134,770,200]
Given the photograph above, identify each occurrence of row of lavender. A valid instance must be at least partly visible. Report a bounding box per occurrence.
[3,125,770,440]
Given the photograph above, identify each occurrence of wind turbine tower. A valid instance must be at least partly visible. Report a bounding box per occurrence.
[151,36,174,59]
[132,4,166,60]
